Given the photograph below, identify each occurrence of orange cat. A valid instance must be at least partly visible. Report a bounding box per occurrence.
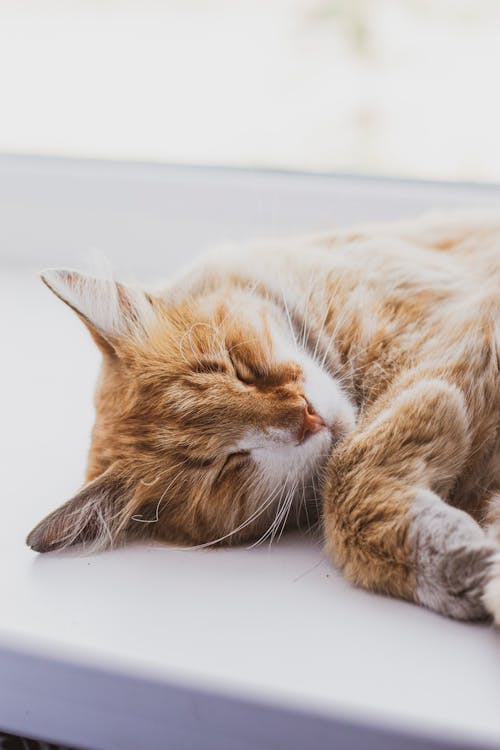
[27,211,500,623]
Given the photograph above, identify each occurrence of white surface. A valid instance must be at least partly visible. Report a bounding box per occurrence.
[1,157,500,749]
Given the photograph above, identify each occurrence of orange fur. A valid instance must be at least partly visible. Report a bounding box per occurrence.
[27,211,500,622]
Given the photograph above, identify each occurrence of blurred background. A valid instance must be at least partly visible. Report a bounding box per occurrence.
[1,0,499,183]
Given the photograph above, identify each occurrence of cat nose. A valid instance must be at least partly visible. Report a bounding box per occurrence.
[299,401,326,442]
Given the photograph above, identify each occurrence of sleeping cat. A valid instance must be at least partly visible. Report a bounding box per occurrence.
[27,211,500,624]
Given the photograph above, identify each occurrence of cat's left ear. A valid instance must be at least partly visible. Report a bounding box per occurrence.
[26,468,130,553]
[40,268,155,354]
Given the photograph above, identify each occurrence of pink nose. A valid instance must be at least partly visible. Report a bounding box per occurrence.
[299,402,326,442]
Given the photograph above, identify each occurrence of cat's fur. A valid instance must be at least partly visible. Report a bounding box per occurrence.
[27,210,500,624]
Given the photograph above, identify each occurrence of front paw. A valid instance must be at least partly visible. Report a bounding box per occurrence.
[411,491,499,621]
[417,544,498,621]
[483,554,500,625]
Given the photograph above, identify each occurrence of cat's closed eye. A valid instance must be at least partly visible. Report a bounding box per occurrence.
[215,451,250,483]
[228,352,261,385]
[193,360,227,375]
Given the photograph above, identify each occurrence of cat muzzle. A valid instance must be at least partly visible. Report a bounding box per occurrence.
[299,403,326,442]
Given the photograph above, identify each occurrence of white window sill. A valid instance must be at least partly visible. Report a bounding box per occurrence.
[1,156,499,750]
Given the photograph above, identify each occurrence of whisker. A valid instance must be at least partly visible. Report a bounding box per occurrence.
[300,270,315,350]
[247,484,289,549]
[227,337,261,353]
[279,283,298,351]
[129,460,192,526]
[274,484,297,544]
[176,483,283,551]
[270,485,294,546]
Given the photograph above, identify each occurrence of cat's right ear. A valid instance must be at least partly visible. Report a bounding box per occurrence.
[40,269,155,355]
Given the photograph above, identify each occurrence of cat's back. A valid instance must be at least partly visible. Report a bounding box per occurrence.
[308,211,500,327]
[376,209,500,283]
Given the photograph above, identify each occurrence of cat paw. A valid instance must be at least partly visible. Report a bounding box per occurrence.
[482,553,500,626]
[411,491,499,621]
[417,543,498,621]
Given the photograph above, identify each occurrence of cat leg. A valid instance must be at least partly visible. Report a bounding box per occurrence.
[323,378,500,621]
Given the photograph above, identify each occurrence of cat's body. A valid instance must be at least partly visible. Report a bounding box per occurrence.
[27,211,500,623]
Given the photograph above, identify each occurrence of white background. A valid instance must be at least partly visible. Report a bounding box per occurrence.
[1,1,500,182]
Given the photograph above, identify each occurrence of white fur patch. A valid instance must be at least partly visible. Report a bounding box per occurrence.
[236,425,332,492]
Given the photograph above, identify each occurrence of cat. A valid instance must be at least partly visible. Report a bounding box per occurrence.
[27,210,500,624]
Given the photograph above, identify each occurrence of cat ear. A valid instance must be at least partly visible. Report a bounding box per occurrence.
[40,268,155,353]
[26,469,129,553]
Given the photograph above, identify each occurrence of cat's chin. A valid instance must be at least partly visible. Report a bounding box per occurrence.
[304,430,334,475]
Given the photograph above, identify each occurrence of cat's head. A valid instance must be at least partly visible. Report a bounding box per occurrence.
[27,268,356,553]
